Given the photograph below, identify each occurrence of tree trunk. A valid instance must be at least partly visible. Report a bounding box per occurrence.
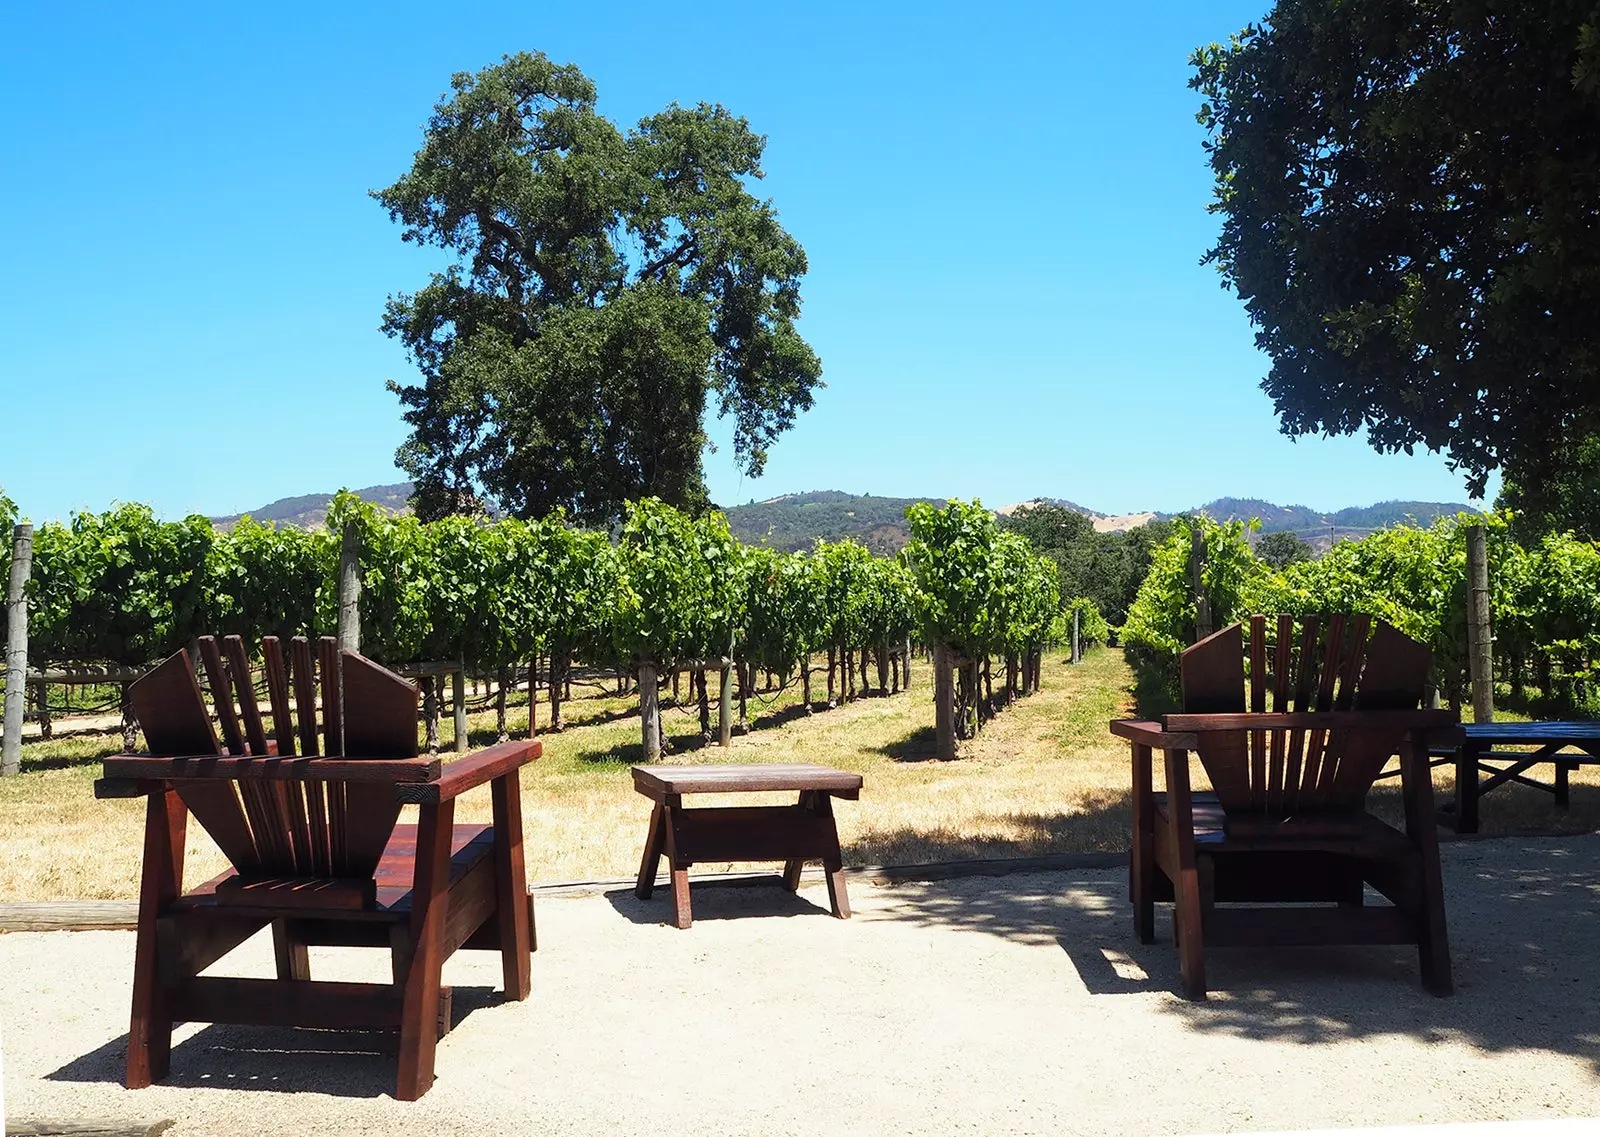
[934,642,955,760]
[549,650,565,732]
[827,646,836,707]
[496,664,510,742]
[737,659,749,732]
[639,662,660,762]
[802,656,813,713]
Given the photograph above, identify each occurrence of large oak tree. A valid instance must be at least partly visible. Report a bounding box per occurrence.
[377,53,822,523]
[1192,2,1600,495]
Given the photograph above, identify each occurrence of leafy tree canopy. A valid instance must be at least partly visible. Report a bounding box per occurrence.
[1255,530,1312,570]
[1193,2,1600,495]
[377,51,822,524]
[1498,435,1600,543]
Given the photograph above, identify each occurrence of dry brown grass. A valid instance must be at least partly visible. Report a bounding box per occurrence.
[5,647,1599,902]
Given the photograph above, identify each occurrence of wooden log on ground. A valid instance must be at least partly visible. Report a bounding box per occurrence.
[4,1119,176,1136]
[0,900,139,931]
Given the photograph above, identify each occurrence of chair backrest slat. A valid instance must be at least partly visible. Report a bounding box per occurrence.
[290,636,320,757]
[196,637,247,756]
[127,636,420,888]
[1178,615,1431,820]
[1248,615,1267,811]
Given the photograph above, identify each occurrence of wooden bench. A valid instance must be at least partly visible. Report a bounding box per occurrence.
[631,763,863,929]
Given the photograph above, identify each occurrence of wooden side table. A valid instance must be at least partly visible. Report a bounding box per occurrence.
[631,763,863,929]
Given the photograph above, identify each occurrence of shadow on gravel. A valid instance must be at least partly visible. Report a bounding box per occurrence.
[605,879,832,926]
[47,987,508,1097]
[865,835,1600,1071]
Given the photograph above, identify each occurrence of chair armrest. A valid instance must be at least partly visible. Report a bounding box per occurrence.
[1110,719,1199,750]
[395,739,543,804]
[1162,710,1459,732]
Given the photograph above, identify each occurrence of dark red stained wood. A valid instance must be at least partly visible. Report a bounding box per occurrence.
[1180,625,1250,809]
[261,637,296,755]
[129,651,219,757]
[339,781,402,880]
[1108,720,1200,749]
[214,877,377,910]
[634,803,666,900]
[126,789,186,1089]
[342,650,420,759]
[1248,615,1267,811]
[291,637,320,757]
[632,762,863,800]
[174,780,261,876]
[397,799,454,1101]
[224,636,270,757]
[171,977,403,1030]
[1268,614,1293,812]
[491,767,532,1000]
[319,637,343,758]
[395,740,543,804]
[1125,614,1455,1001]
[103,754,441,782]
[107,632,535,1100]
[197,637,246,756]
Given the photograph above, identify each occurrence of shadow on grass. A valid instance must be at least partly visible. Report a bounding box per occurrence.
[871,725,944,762]
[48,987,508,1098]
[847,792,1133,865]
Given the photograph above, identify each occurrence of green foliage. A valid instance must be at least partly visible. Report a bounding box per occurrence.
[29,504,213,665]
[612,498,746,665]
[377,51,822,524]
[1193,2,1600,495]
[1255,530,1311,570]
[1499,436,1600,544]
[1063,597,1110,649]
[1122,516,1264,664]
[998,505,1173,632]
[326,491,436,665]
[904,500,1061,658]
[207,518,334,645]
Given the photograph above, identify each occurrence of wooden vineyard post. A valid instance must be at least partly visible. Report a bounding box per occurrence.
[422,677,439,754]
[718,659,732,747]
[1189,523,1213,643]
[903,634,912,688]
[801,654,813,713]
[1466,523,1495,724]
[337,522,361,653]
[3,522,33,777]
[934,641,955,761]
[640,661,660,763]
[1072,608,1081,664]
[452,668,468,753]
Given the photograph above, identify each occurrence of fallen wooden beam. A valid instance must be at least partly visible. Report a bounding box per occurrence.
[5,1120,175,1137]
[0,901,138,931]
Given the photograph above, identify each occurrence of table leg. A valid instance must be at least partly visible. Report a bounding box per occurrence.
[816,793,850,919]
[661,796,692,929]
[634,802,666,900]
[1557,759,1574,810]
[781,791,813,891]
[1455,741,1480,834]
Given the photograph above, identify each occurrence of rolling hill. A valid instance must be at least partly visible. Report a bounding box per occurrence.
[212,485,1476,553]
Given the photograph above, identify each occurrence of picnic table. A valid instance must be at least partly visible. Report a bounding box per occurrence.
[1438,721,1600,833]
[631,763,862,929]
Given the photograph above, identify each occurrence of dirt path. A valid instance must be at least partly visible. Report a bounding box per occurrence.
[4,838,1600,1135]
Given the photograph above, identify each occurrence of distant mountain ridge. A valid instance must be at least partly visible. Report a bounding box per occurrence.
[212,484,1475,552]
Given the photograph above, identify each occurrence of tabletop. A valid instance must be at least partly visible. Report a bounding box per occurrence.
[631,762,864,799]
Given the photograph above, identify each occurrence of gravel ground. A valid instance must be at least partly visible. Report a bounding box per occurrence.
[4,838,1600,1136]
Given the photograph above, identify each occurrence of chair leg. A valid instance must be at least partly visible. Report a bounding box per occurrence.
[1403,734,1454,996]
[272,920,310,981]
[491,771,532,1001]
[1131,743,1156,944]
[127,789,186,1089]
[398,800,454,1101]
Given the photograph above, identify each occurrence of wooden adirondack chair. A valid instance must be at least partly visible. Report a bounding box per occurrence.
[97,634,541,1100]
[1111,615,1459,1000]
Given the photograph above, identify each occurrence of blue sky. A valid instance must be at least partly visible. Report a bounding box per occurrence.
[1,1,1489,524]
